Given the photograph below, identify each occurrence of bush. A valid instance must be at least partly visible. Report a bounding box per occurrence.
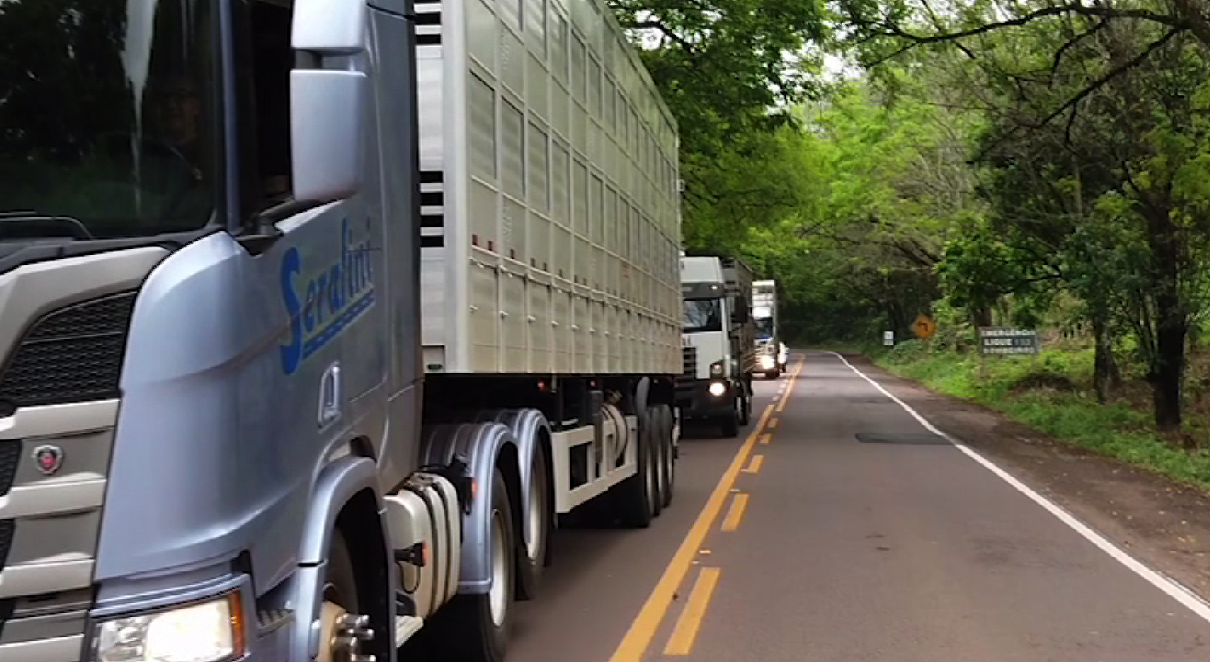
[886,338,931,363]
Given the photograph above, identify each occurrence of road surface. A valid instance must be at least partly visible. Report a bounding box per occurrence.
[507,351,1210,662]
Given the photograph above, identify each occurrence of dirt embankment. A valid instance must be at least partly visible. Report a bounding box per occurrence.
[843,353,1210,602]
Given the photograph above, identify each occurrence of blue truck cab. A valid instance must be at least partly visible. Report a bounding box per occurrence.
[0,0,684,661]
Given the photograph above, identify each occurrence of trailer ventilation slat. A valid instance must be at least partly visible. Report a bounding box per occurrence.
[414,4,442,47]
[0,292,136,408]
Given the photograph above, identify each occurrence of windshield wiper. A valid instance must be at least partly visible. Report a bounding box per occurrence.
[0,211,95,241]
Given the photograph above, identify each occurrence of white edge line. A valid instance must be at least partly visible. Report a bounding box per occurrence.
[828,351,1210,623]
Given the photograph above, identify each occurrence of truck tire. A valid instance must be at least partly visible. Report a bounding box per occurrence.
[324,534,359,610]
[645,405,663,519]
[655,404,675,509]
[516,443,550,601]
[738,390,750,426]
[614,409,657,528]
[429,469,515,662]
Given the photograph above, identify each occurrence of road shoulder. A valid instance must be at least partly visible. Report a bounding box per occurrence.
[839,352,1210,604]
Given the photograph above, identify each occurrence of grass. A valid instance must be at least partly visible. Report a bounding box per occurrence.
[870,342,1210,494]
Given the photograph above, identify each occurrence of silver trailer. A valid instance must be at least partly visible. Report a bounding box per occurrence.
[0,0,682,661]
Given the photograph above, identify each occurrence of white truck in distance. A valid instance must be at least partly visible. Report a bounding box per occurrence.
[0,1,683,662]
[752,279,785,377]
[676,255,754,437]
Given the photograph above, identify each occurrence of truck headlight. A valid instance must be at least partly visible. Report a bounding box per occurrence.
[708,381,727,397]
[709,361,724,377]
[93,593,244,662]
[759,354,775,369]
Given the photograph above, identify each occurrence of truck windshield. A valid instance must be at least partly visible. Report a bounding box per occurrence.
[0,0,218,239]
[754,317,774,340]
[683,299,723,333]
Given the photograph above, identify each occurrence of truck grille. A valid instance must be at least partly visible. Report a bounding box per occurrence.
[0,442,16,496]
[0,599,12,638]
[681,346,696,377]
[675,347,697,403]
[0,292,137,408]
[0,520,12,572]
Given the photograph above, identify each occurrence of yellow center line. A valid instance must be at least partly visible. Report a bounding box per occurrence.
[743,454,764,474]
[775,381,794,413]
[767,418,779,429]
[720,493,749,532]
[774,365,799,413]
[759,433,771,445]
[663,567,722,655]
[607,359,803,662]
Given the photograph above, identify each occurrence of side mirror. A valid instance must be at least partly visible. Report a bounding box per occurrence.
[290,70,366,202]
[289,0,368,203]
[293,0,367,54]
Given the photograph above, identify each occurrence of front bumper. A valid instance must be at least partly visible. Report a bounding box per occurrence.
[674,379,735,419]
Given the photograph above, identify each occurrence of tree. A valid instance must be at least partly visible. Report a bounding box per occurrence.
[844,1,1210,429]
[608,0,832,253]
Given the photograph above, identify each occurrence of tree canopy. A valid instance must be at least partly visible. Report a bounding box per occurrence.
[613,0,1210,433]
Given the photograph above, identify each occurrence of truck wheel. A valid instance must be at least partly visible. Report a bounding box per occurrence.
[614,412,656,528]
[646,406,663,519]
[516,443,550,601]
[738,390,750,426]
[655,405,675,509]
[317,535,374,662]
[430,469,515,662]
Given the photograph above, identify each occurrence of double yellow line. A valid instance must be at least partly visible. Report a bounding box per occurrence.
[608,359,803,661]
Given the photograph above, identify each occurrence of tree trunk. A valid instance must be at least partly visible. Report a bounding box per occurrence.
[1145,204,1185,431]
[1151,318,1186,430]
[1092,315,1119,404]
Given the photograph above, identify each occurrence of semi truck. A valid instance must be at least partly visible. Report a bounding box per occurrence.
[0,1,683,662]
[721,257,758,382]
[676,254,753,437]
[751,279,784,377]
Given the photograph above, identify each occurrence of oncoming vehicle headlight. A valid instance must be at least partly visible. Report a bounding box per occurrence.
[93,593,245,662]
[759,354,775,369]
[708,381,727,397]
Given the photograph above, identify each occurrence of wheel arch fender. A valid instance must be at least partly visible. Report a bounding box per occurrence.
[421,421,520,594]
[289,455,394,662]
[471,409,553,547]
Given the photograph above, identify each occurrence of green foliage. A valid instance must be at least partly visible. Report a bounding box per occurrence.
[609,0,1210,432]
[929,298,975,351]
[886,338,929,362]
[608,0,832,255]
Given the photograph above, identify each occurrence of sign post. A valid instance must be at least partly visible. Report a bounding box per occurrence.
[978,327,1040,356]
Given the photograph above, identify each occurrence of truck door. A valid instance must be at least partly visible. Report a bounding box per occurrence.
[234,0,388,429]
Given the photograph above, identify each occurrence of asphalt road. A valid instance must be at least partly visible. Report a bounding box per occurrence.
[507,351,1210,662]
